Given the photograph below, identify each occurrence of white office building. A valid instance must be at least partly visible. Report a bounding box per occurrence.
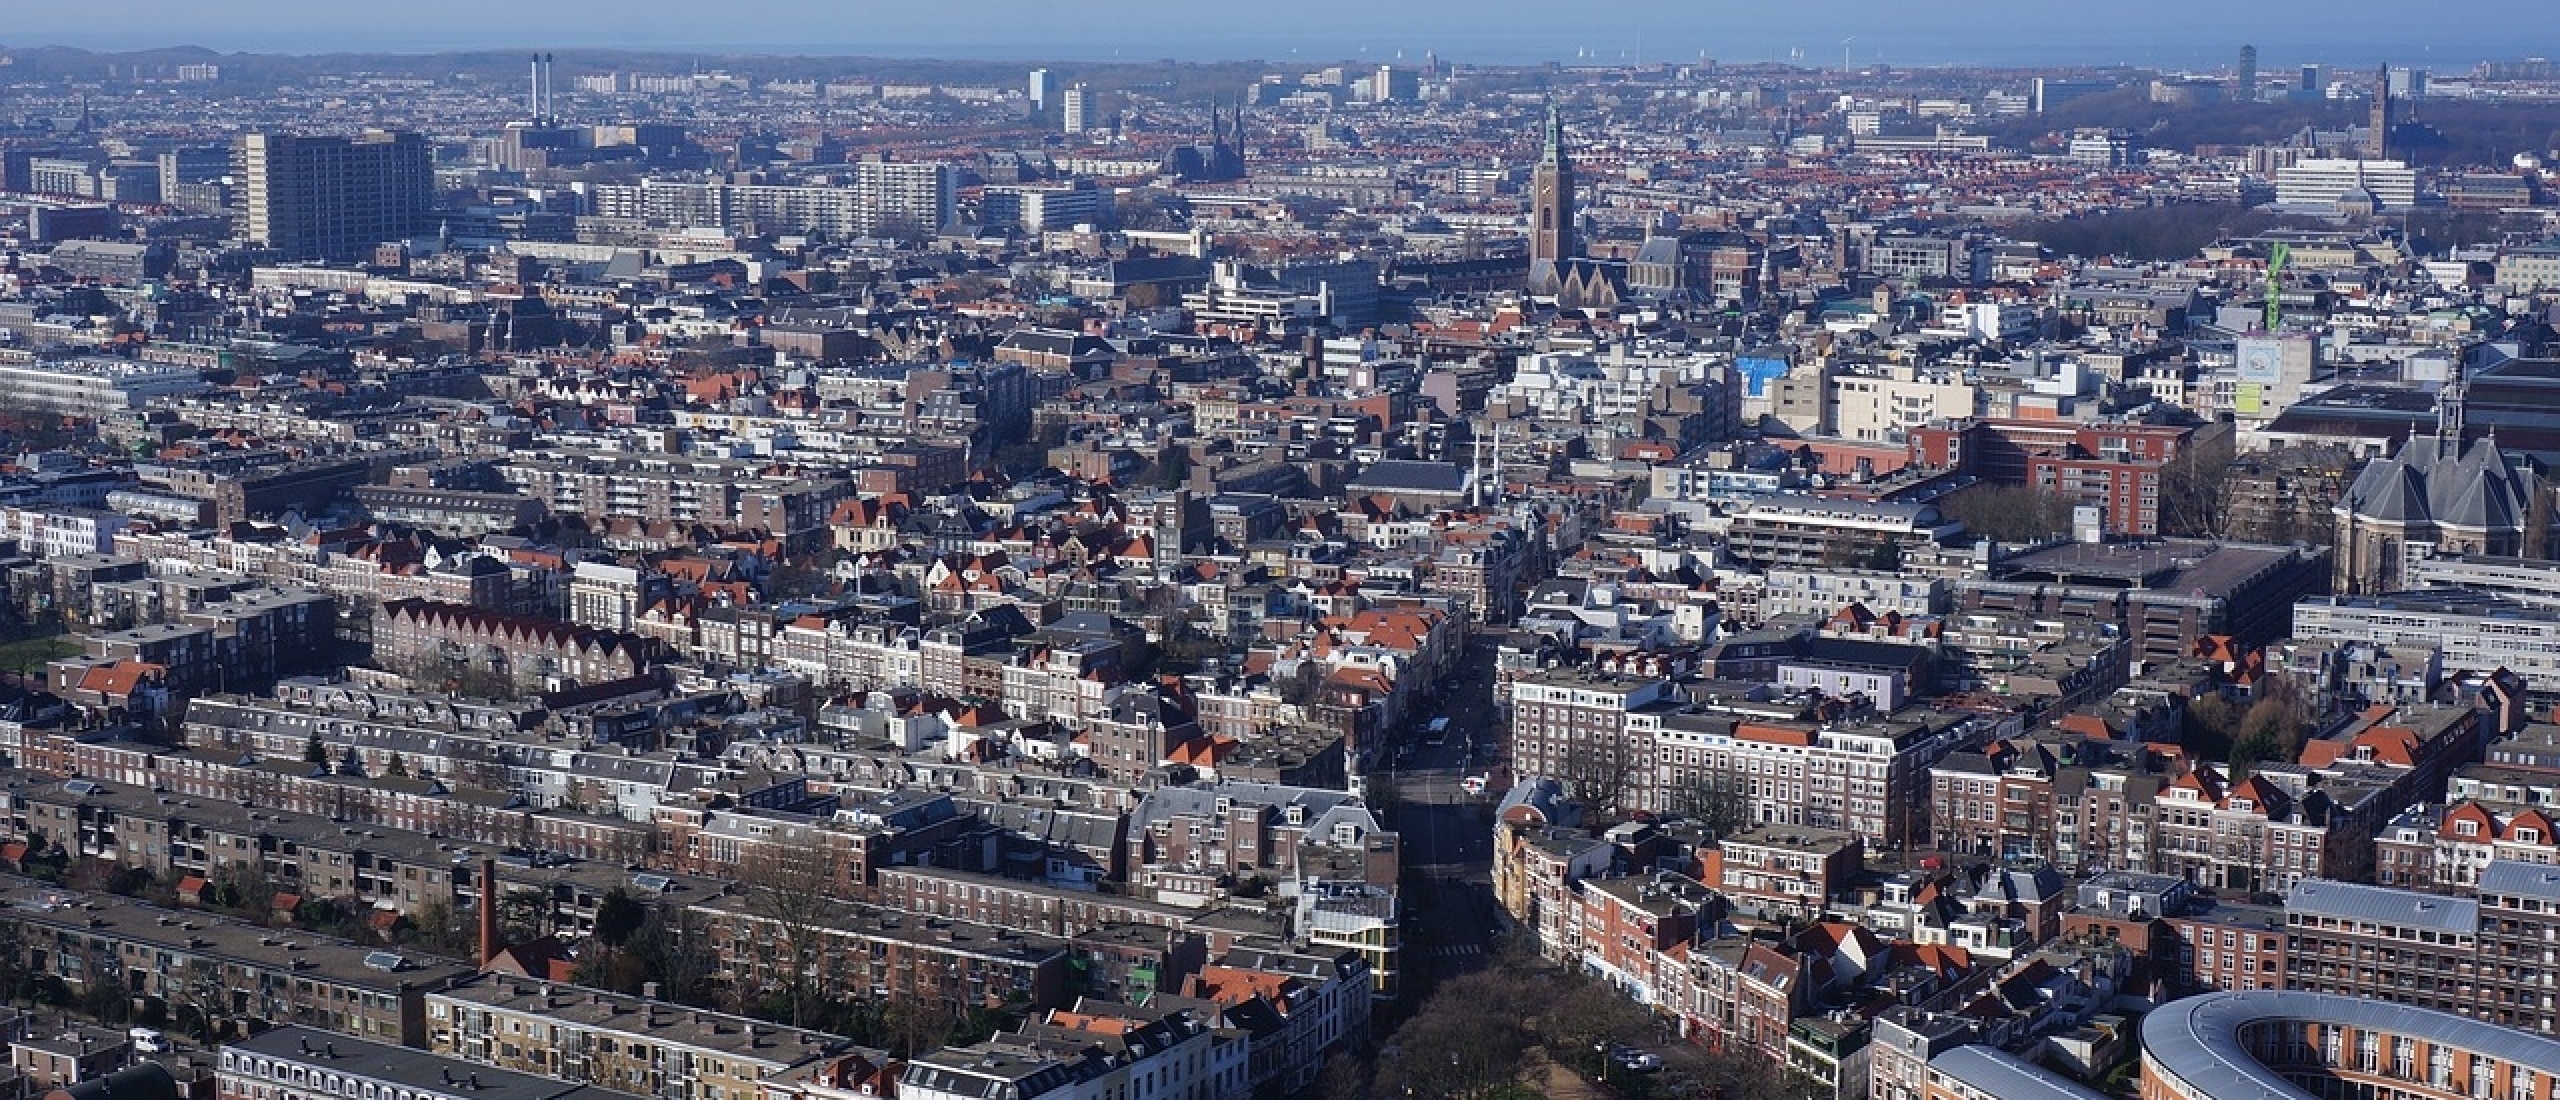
[2273,158,2417,209]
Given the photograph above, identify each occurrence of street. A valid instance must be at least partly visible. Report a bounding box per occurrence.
[1386,632,1508,982]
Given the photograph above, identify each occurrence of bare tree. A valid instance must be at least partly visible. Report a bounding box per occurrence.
[738,844,840,1028]
[1552,730,1647,823]
[2158,431,2239,539]
[882,952,962,1058]
[1664,770,1752,841]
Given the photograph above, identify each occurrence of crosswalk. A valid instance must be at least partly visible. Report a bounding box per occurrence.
[1430,944,1484,958]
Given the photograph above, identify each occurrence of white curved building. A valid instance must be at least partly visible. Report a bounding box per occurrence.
[2141,991,2560,1100]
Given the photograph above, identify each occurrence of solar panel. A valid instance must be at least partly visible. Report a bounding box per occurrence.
[632,873,673,893]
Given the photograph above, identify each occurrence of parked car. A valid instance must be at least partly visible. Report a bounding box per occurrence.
[1613,1050,1663,1073]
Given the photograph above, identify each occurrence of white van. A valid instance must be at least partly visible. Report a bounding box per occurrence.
[129,1027,166,1053]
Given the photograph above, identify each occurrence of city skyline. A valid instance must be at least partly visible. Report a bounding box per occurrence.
[2,0,2544,68]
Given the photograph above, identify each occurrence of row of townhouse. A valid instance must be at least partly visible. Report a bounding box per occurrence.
[0,767,720,938]
[1509,668,1982,850]
[1930,702,2482,893]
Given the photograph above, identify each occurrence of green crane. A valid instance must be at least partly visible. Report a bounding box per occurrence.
[2264,242,2290,333]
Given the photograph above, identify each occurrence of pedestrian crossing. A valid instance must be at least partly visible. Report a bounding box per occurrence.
[1430,944,1484,957]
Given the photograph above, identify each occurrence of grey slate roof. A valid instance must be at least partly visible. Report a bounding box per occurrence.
[1347,459,1469,494]
[2143,992,2560,1100]
[2341,430,2533,534]
[1926,1045,2110,1100]
[2284,877,2478,932]
[1131,779,1361,831]
[2477,858,2560,901]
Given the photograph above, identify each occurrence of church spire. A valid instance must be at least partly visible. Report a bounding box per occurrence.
[1542,101,1567,165]
[2438,363,2467,456]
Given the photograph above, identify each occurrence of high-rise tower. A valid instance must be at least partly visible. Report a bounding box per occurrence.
[2365,65,2392,159]
[2236,45,2258,101]
[1528,103,1575,274]
[237,130,432,261]
[1061,83,1091,134]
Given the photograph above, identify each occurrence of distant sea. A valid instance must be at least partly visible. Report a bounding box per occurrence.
[6,22,2524,72]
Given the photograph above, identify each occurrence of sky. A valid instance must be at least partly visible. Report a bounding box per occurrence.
[2,0,2547,70]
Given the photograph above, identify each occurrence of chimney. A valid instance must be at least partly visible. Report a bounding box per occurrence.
[478,856,502,967]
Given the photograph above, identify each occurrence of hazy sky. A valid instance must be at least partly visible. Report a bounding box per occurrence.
[4,0,2545,68]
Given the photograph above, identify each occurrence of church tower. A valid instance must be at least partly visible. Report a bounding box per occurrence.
[2365,65,2393,159]
[1529,103,1575,275]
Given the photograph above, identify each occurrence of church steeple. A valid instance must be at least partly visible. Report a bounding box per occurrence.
[2438,363,2467,456]
[1529,103,1576,273]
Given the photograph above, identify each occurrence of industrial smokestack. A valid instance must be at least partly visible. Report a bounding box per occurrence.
[544,53,557,124]
[529,55,542,123]
[478,856,502,967]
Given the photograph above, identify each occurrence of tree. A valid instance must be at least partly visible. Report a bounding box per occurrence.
[594,888,648,949]
[624,908,721,1006]
[2228,730,2284,779]
[2158,431,2240,539]
[1122,282,1165,311]
[303,733,328,765]
[499,886,553,947]
[1374,974,1532,1100]
[208,860,274,916]
[396,899,475,959]
[1552,731,1646,824]
[881,992,958,1059]
[2232,673,2317,770]
[2182,691,2241,760]
[1664,772,1752,840]
[1279,663,1329,707]
[1939,484,2080,544]
[738,845,841,1029]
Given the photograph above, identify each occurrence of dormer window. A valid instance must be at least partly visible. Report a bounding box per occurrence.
[2518,828,2542,844]
[2458,820,2481,838]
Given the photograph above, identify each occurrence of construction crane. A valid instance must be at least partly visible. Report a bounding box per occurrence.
[2264,242,2290,333]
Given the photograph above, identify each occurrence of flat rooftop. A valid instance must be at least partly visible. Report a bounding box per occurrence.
[1994,538,2300,596]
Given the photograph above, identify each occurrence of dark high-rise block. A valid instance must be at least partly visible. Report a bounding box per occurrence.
[237,129,434,261]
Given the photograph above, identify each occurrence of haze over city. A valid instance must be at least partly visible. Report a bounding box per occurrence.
[3,0,2546,66]
[0,9,2559,1100]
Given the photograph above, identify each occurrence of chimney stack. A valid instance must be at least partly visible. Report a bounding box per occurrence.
[478,856,502,967]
